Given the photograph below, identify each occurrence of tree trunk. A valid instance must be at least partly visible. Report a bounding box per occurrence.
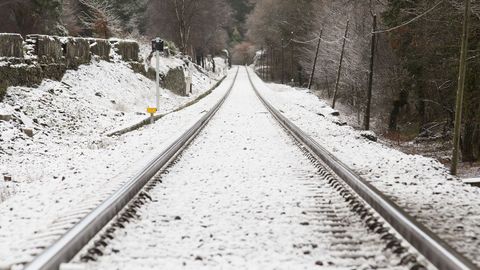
[461,122,478,162]
[417,84,427,131]
[389,90,409,131]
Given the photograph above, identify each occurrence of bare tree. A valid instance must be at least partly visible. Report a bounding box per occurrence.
[0,0,65,35]
[78,0,121,38]
[147,0,231,58]
[246,0,315,82]
[62,0,83,36]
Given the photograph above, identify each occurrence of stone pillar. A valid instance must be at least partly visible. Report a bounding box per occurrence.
[89,38,111,60]
[0,33,24,58]
[64,37,91,69]
[26,35,63,64]
[110,39,139,61]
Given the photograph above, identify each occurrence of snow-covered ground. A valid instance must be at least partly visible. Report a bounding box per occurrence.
[248,69,480,266]
[0,56,220,197]
[79,68,407,270]
[2,63,478,268]
[0,56,228,265]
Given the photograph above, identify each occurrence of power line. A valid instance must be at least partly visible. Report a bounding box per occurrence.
[373,0,445,34]
[291,36,320,44]
[291,36,345,45]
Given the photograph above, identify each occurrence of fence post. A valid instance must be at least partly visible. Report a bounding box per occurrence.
[332,20,349,109]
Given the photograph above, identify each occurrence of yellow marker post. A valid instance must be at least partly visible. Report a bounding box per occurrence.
[147,107,157,124]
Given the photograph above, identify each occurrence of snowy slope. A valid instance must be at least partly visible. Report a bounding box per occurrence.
[0,58,217,186]
[0,59,235,265]
[248,69,480,266]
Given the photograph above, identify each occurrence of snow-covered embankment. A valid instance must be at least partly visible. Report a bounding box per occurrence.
[248,69,480,266]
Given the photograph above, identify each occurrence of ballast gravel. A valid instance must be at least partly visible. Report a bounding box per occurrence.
[248,69,480,267]
[81,69,408,270]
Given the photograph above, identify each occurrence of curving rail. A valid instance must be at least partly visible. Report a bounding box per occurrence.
[245,67,478,270]
[24,68,239,270]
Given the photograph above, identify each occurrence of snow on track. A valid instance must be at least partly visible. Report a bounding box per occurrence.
[81,69,406,270]
[247,69,480,267]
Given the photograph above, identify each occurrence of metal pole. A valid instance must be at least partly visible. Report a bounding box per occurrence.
[364,15,377,130]
[155,51,160,110]
[308,30,323,89]
[290,43,294,84]
[332,20,349,109]
[451,0,471,175]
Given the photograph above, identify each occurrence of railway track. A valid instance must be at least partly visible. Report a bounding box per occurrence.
[245,67,478,270]
[20,68,239,270]
[19,67,478,270]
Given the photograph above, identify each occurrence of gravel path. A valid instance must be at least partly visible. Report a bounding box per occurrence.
[82,69,407,270]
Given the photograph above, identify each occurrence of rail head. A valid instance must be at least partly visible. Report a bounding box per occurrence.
[23,67,239,270]
[245,67,478,270]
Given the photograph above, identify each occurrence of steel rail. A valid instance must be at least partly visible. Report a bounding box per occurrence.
[245,67,478,270]
[24,68,239,270]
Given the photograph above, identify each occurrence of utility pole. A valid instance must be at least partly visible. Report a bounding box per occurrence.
[332,20,349,109]
[281,38,285,84]
[451,0,471,175]
[364,15,377,130]
[308,30,323,89]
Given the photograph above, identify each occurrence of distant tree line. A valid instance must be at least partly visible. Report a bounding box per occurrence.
[0,0,146,38]
[0,0,250,66]
[146,0,232,65]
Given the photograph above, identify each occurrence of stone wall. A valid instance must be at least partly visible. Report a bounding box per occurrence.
[0,61,43,88]
[64,37,91,69]
[89,38,110,60]
[27,35,63,64]
[0,33,190,100]
[0,33,140,101]
[0,81,7,101]
[111,39,139,62]
[160,67,187,96]
[0,34,23,58]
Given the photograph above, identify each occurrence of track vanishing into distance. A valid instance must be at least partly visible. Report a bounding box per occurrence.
[20,67,478,270]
